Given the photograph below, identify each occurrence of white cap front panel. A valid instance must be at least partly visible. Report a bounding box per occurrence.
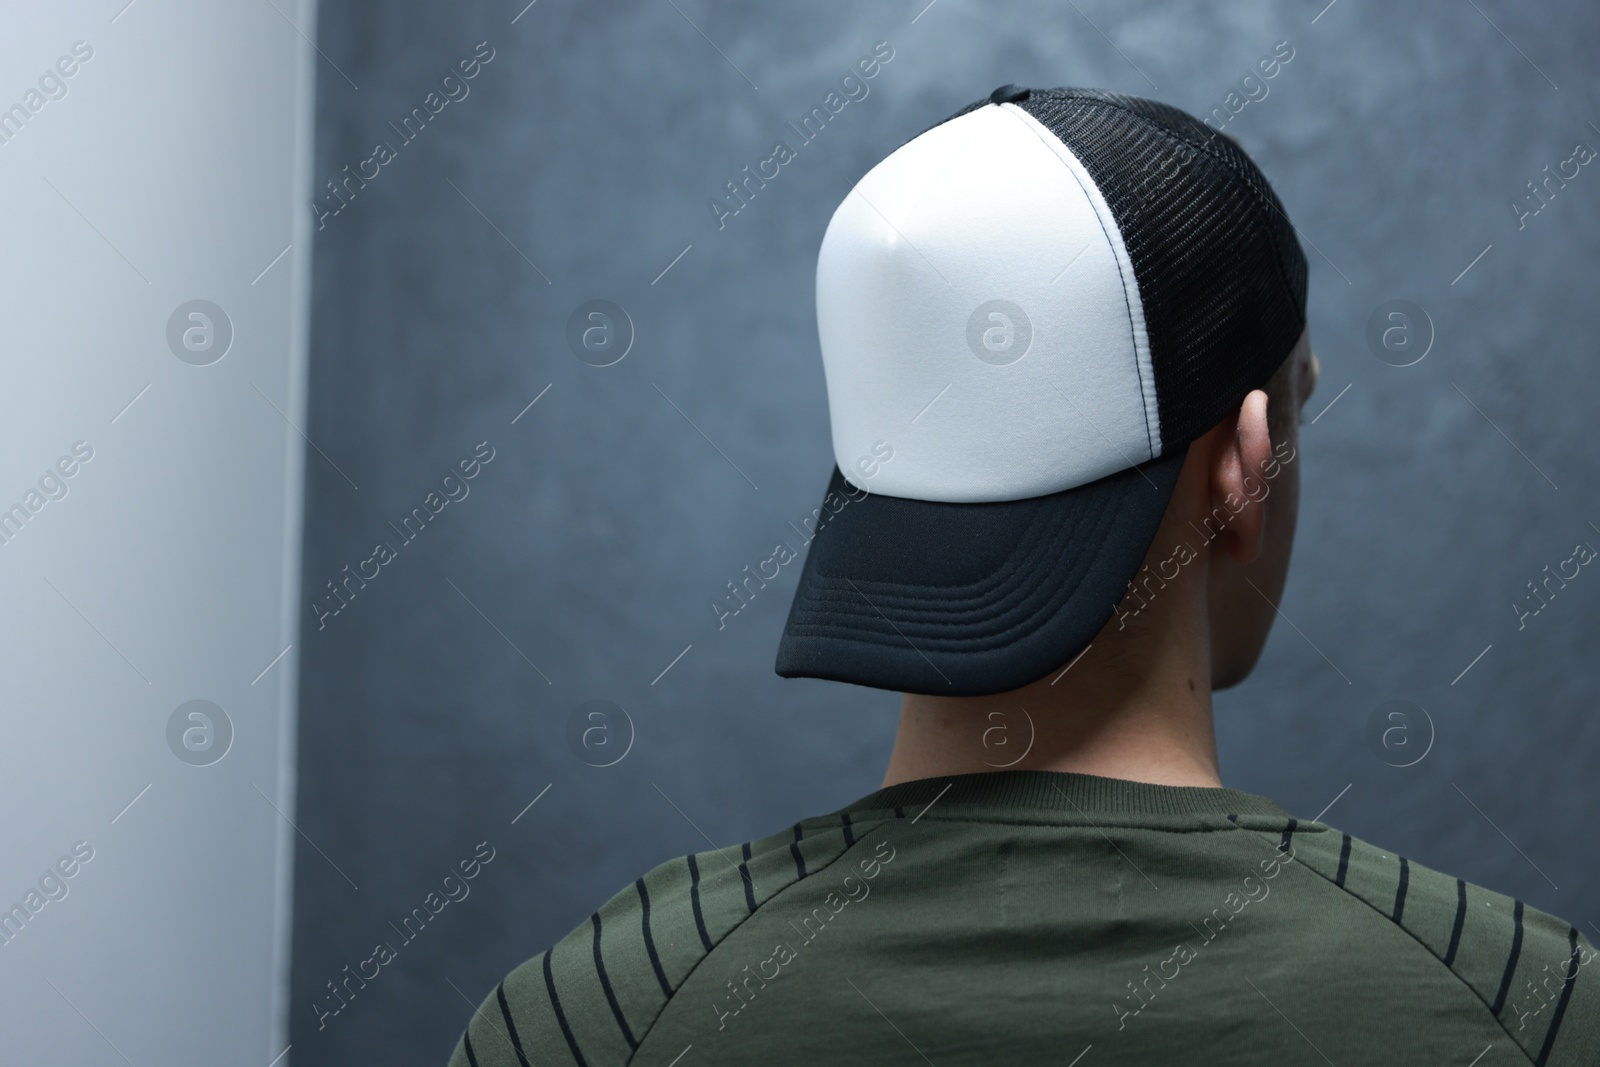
[817,102,1160,502]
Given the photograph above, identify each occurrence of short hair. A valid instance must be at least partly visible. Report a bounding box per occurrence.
[1263,345,1298,451]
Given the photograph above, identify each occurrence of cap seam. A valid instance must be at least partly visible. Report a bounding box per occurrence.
[1037,89,1302,327]
[994,101,1159,460]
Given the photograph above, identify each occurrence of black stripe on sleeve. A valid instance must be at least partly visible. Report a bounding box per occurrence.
[686,855,714,953]
[841,811,856,846]
[739,842,757,913]
[1536,927,1582,1066]
[1225,813,1238,823]
[1334,833,1352,888]
[462,1031,482,1067]
[1278,818,1298,857]
[1392,857,1410,923]
[496,981,536,1067]
[1491,899,1526,1016]
[591,912,638,1050]
[542,951,589,1067]
[636,877,673,998]
[1443,879,1467,966]
[790,823,808,879]
[893,806,906,819]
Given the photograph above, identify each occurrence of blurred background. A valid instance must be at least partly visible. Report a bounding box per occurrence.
[2,0,1597,1063]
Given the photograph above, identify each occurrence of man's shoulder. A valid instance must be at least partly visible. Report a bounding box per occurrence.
[1256,815,1600,1065]
[443,805,1600,1066]
[444,808,898,1067]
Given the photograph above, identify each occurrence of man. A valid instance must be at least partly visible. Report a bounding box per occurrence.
[448,86,1598,1065]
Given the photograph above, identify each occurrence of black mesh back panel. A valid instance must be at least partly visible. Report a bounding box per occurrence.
[934,87,1309,450]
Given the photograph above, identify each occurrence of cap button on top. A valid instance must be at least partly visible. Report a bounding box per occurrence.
[989,84,1030,104]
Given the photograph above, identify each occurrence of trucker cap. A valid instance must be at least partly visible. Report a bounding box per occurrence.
[774,85,1309,697]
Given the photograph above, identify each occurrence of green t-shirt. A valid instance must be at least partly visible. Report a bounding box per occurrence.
[446,770,1599,1065]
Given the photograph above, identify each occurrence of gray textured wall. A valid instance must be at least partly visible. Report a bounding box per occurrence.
[292,1,1600,1062]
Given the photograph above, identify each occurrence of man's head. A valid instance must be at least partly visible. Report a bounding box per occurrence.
[774,85,1311,701]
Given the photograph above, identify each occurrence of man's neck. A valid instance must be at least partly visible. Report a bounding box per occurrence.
[881,609,1223,790]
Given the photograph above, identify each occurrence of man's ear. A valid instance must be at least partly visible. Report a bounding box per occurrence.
[1208,388,1273,565]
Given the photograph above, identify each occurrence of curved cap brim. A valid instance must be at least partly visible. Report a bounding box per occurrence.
[774,448,1186,696]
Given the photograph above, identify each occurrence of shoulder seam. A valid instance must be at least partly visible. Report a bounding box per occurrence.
[1249,826,1540,1066]
[620,819,895,1065]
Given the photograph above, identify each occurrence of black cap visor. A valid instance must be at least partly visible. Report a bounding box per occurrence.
[775,449,1186,696]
